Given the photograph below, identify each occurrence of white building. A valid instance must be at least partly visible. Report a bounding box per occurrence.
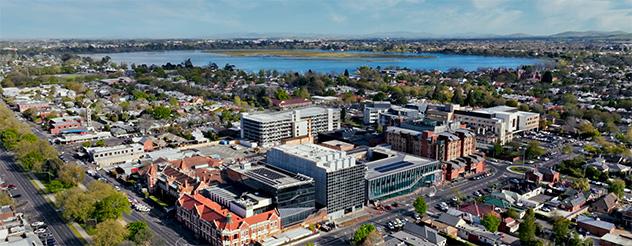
[454,106,539,145]
[363,101,392,124]
[267,144,365,219]
[87,143,144,169]
[241,107,341,147]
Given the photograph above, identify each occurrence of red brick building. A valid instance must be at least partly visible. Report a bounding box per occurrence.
[48,116,84,135]
[177,193,281,245]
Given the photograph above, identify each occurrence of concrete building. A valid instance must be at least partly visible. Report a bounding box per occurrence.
[266,144,365,219]
[87,143,144,168]
[227,163,316,227]
[453,106,539,145]
[241,107,341,147]
[364,148,442,201]
[363,101,391,124]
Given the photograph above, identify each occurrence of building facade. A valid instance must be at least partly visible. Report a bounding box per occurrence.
[177,193,281,246]
[227,163,316,227]
[364,149,442,201]
[241,107,340,147]
[454,106,540,145]
[87,143,144,168]
[266,144,365,219]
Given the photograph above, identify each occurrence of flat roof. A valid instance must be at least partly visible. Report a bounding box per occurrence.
[242,106,334,123]
[235,164,313,189]
[365,153,438,180]
[386,126,423,136]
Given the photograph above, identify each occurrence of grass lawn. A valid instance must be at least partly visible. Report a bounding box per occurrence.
[67,223,89,244]
[148,195,169,208]
[509,166,531,174]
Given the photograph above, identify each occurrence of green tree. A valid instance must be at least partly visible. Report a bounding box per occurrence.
[58,164,85,187]
[275,89,290,100]
[0,192,13,206]
[608,179,626,199]
[518,209,536,244]
[95,139,106,147]
[505,208,520,220]
[413,197,427,216]
[572,178,590,192]
[361,229,384,246]
[94,192,131,222]
[93,220,128,246]
[541,70,553,83]
[294,87,310,99]
[352,224,376,245]
[127,221,154,246]
[372,92,387,101]
[481,213,501,232]
[525,141,545,160]
[150,106,172,120]
[578,122,600,138]
[552,217,570,244]
[45,180,65,193]
[56,187,95,223]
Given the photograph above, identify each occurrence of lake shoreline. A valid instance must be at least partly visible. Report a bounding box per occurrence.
[205,49,435,59]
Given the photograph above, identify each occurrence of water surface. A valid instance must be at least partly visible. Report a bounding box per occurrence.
[85,50,542,73]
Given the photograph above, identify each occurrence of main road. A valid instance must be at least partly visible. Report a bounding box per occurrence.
[0,151,84,246]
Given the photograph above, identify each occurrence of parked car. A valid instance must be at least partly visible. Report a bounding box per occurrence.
[31,221,45,227]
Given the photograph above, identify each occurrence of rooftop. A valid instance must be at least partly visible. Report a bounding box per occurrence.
[269,143,356,172]
[242,106,334,123]
[365,153,438,180]
[232,163,313,189]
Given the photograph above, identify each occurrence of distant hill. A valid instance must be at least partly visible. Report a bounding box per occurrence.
[548,31,632,39]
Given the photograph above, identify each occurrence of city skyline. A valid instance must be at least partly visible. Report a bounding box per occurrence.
[2,0,632,39]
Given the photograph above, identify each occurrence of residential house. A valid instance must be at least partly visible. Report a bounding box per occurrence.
[591,193,619,214]
[576,215,615,237]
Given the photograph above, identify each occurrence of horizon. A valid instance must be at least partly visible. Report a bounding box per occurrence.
[2,0,632,39]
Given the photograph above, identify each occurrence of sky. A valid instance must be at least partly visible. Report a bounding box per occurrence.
[2,0,632,39]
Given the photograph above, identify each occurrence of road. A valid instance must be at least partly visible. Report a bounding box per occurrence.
[10,106,197,246]
[87,172,200,246]
[312,162,521,245]
[0,151,84,246]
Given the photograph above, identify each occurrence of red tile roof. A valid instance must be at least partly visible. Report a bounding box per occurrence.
[177,193,279,231]
[170,156,222,170]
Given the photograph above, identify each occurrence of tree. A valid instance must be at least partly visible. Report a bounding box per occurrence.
[0,192,13,206]
[56,187,95,223]
[608,179,626,199]
[572,178,590,192]
[552,217,570,244]
[361,229,384,246]
[93,220,128,246]
[150,106,172,120]
[541,70,553,83]
[452,88,465,105]
[94,192,131,222]
[413,197,427,216]
[275,89,290,100]
[352,224,376,245]
[45,180,65,193]
[372,92,387,101]
[506,99,519,107]
[578,122,600,138]
[505,208,519,220]
[518,209,536,244]
[525,141,545,160]
[294,87,310,99]
[481,213,501,232]
[58,164,85,187]
[127,221,153,246]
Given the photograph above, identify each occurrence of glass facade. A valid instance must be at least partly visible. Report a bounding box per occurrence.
[367,161,441,201]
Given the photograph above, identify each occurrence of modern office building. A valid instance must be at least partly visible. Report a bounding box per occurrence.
[454,106,539,145]
[364,148,442,201]
[266,144,365,219]
[241,106,341,147]
[227,162,316,227]
[87,143,144,168]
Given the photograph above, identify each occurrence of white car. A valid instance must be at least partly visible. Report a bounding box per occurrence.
[34,228,47,234]
[31,221,45,227]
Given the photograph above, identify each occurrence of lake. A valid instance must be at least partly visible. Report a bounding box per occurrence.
[85,50,543,73]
